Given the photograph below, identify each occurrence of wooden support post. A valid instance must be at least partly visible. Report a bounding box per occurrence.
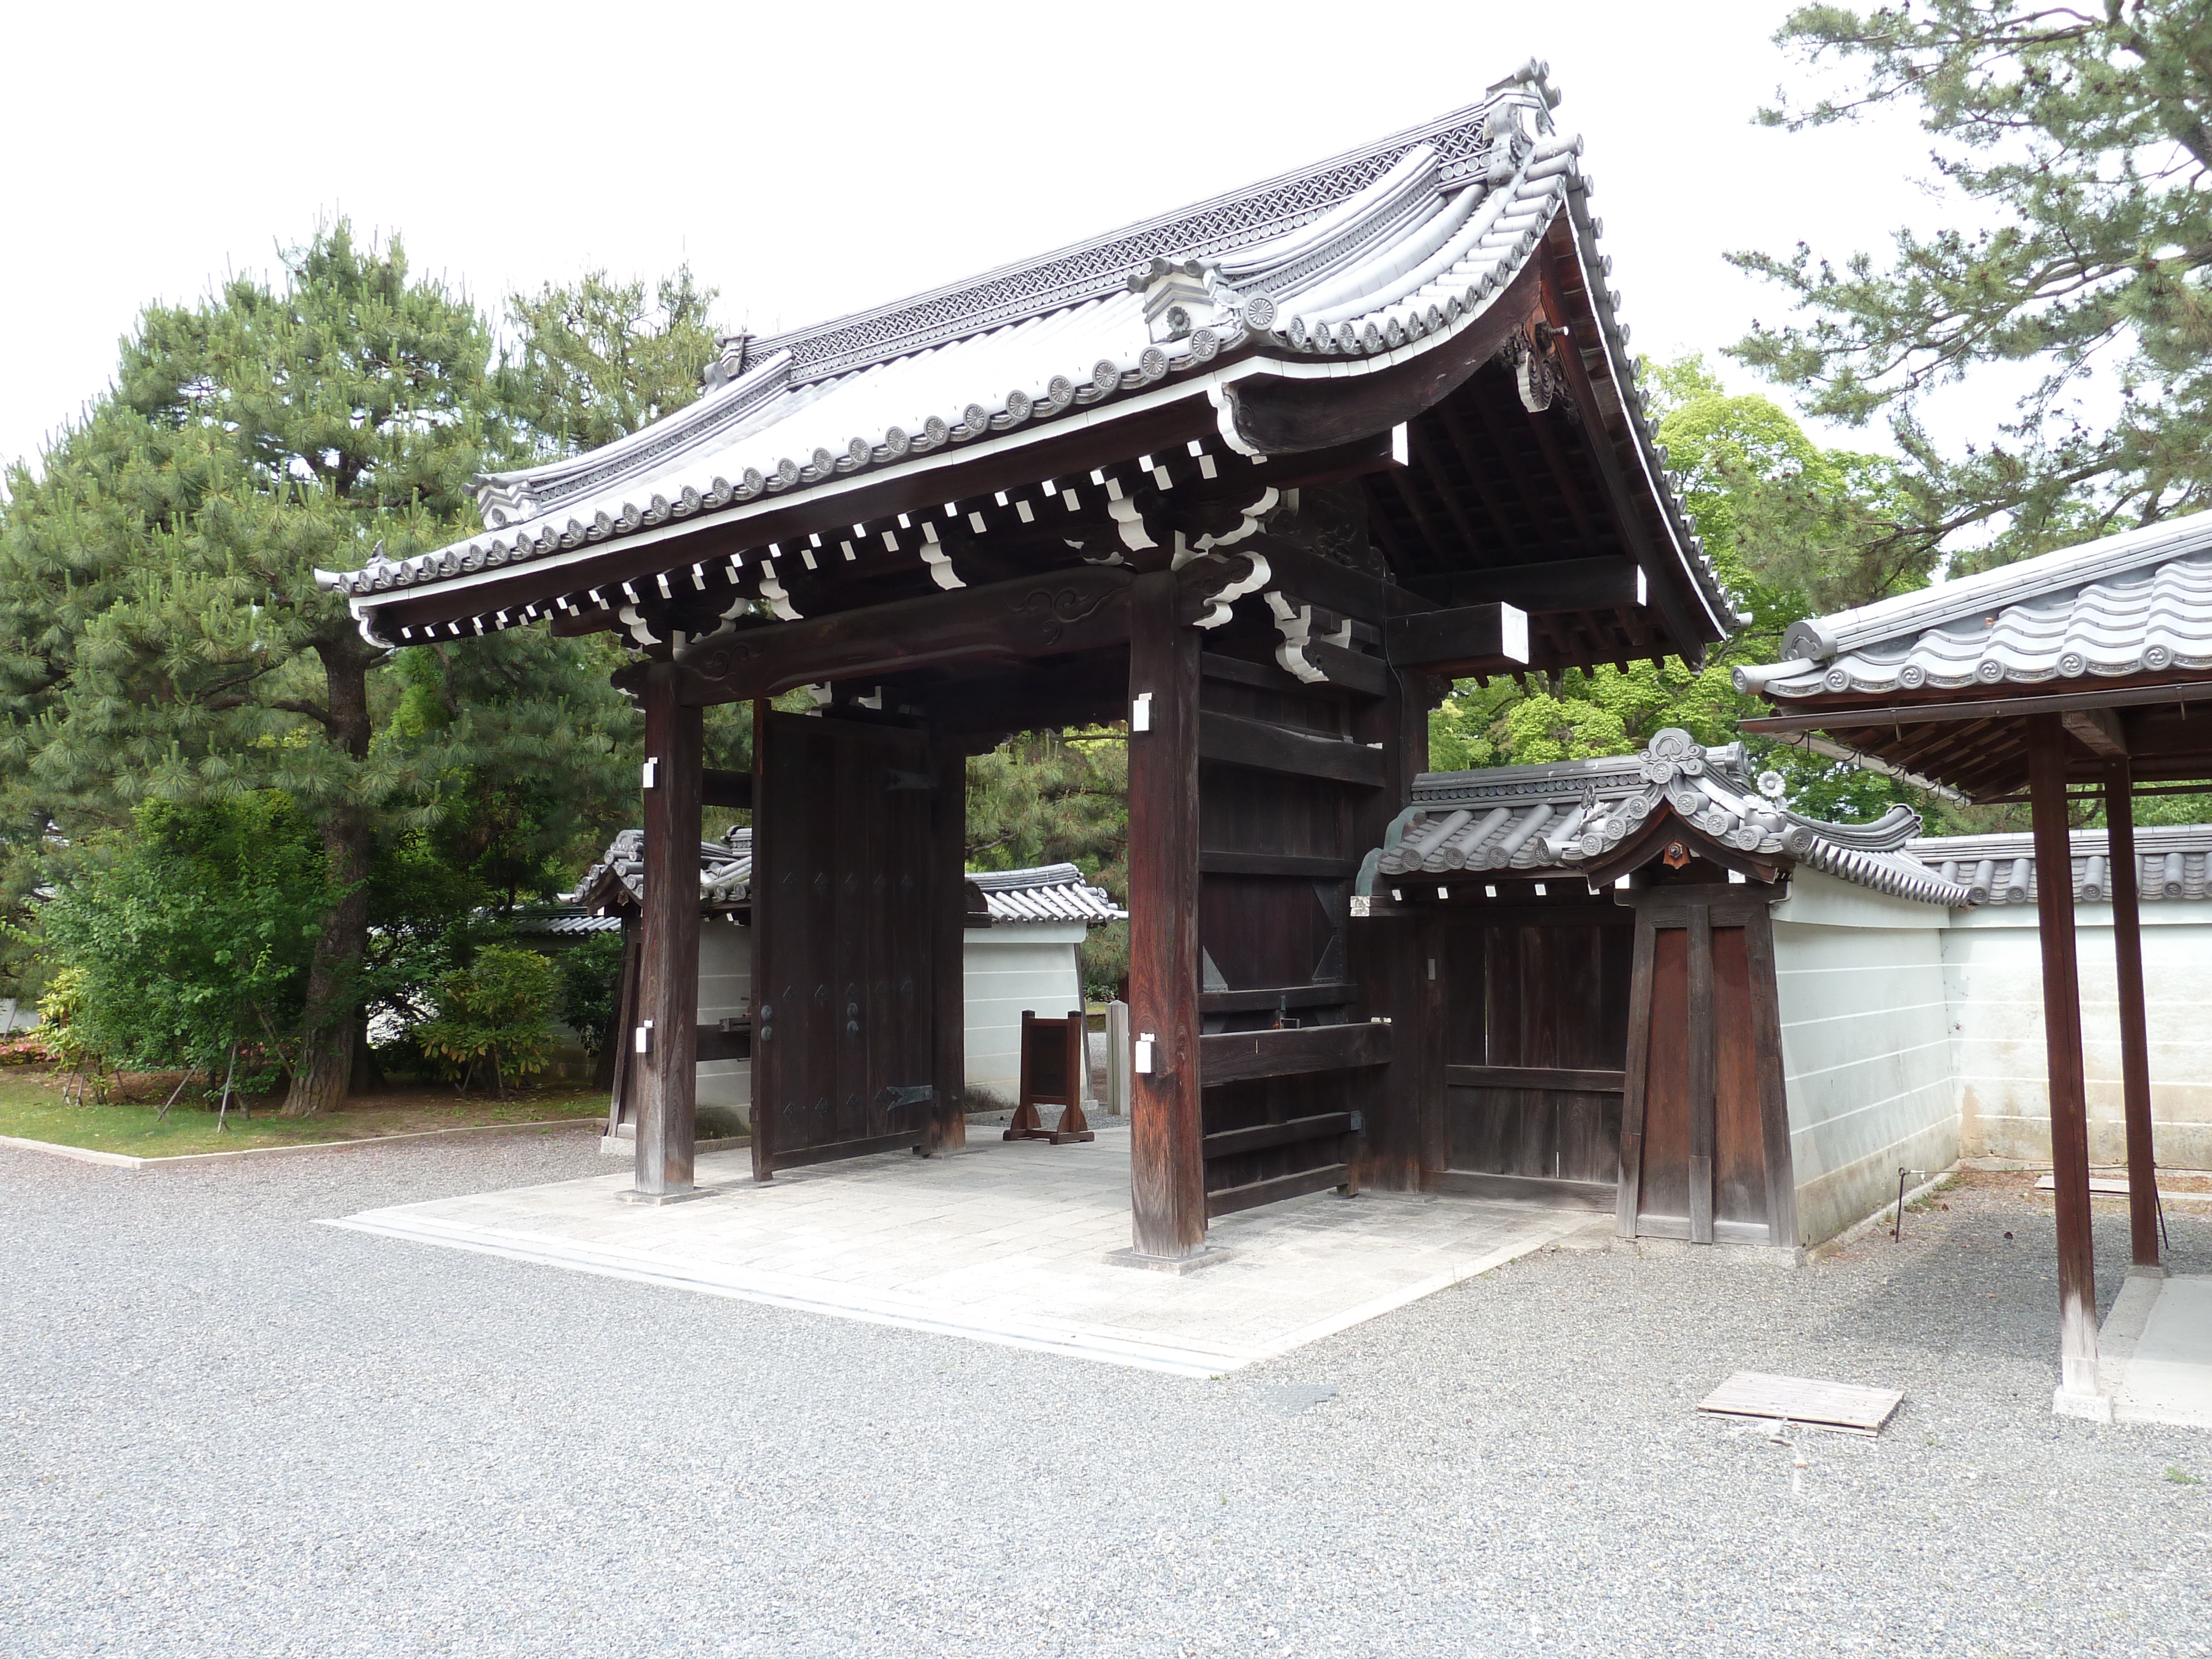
[1126,571,1206,1259]
[1614,917,1657,1240]
[923,742,968,1156]
[633,662,703,1199]
[2104,759,2160,1270]
[2028,716,2099,1396]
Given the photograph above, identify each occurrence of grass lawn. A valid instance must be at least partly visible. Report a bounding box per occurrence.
[0,1067,608,1158]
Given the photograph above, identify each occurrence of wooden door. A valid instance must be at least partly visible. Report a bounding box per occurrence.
[1615,888,1797,1247]
[752,710,938,1177]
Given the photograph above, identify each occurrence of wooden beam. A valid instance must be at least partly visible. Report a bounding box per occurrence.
[1383,603,1531,677]
[1746,680,2212,734]
[673,566,1136,706]
[1448,556,1642,614]
[1198,850,1361,878]
[2104,759,2160,1270]
[634,662,703,1199]
[2063,706,2128,758]
[701,768,753,810]
[1202,1112,1356,1160]
[1198,710,1388,787]
[1198,981,1360,1015]
[1446,1064,1626,1094]
[1198,1020,1393,1085]
[2030,714,2101,1398]
[1242,541,1433,624]
[1205,1164,1352,1219]
[1126,570,1207,1260]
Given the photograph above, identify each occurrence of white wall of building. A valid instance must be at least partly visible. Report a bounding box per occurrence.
[676,920,1086,1117]
[1942,904,2212,1171]
[696,917,752,1112]
[962,922,1087,1106]
[1770,871,1960,1247]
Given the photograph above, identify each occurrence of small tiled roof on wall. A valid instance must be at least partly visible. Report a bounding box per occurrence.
[1735,510,2212,698]
[1363,727,1975,906]
[1908,825,2212,906]
[968,863,1124,925]
[571,829,1120,925]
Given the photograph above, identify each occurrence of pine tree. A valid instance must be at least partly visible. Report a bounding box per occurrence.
[1730,2,2212,566]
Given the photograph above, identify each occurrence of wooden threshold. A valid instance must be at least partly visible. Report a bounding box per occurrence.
[1206,1163,1351,1219]
[768,1130,925,1170]
[1432,1170,1616,1211]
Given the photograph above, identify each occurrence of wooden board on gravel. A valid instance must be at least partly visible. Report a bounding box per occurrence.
[1698,1371,1903,1435]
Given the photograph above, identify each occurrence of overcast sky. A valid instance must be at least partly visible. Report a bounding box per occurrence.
[2,0,1986,478]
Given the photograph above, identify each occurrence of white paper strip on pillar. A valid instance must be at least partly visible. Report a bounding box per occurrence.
[1132,692,1152,733]
[634,1019,654,1055]
[641,758,660,790]
[1134,1033,1156,1074]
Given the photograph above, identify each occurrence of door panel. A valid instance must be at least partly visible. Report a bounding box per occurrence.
[754,711,936,1174]
[1711,925,1768,1228]
[1637,928,1692,1227]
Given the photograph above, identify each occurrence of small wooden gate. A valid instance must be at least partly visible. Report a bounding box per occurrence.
[1615,884,1796,1246]
[751,709,943,1178]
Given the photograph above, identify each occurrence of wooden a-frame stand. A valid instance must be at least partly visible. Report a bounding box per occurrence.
[1005,1009,1095,1145]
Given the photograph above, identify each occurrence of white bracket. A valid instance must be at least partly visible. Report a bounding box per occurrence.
[1131,692,1153,733]
[634,1019,654,1056]
[1133,1033,1156,1074]
[641,757,659,790]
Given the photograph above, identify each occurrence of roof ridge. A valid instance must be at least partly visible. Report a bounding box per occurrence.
[748,86,1551,386]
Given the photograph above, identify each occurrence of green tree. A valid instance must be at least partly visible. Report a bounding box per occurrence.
[0,234,729,1108]
[1730,1,2212,568]
[504,270,724,458]
[966,728,1130,998]
[410,944,559,1094]
[39,796,333,1091]
[1428,355,1932,824]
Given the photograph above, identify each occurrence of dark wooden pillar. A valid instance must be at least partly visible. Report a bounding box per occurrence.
[1126,571,1205,1258]
[633,662,703,1199]
[2104,759,2159,1269]
[924,742,969,1156]
[2028,715,2099,1393]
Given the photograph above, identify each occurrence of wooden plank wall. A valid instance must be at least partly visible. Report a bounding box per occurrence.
[1432,910,1634,1207]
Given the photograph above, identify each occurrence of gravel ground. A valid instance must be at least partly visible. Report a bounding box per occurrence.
[4,1130,2209,1658]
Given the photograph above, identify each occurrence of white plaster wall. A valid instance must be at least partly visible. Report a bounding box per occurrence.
[1942,905,2212,1170]
[675,921,1084,1117]
[695,918,752,1113]
[1770,871,1958,1247]
[962,923,1087,1107]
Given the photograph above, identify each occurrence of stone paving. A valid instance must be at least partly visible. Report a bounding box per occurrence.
[331,1123,1586,1375]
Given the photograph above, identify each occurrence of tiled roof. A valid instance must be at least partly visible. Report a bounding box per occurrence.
[315,66,1738,639]
[1908,824,2212,906]
[573,827,755,914]
[1363,727,1974,906]
[1736,510,2212,698]
[510,907,623,937]
[571,830,1120,925]
[969,863,1124,925]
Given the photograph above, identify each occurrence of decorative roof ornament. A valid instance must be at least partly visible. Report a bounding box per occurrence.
[1364,727,1974,906]
[1129,258,1243,345]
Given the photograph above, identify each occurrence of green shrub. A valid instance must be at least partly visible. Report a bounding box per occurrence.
[412,946,558,1094]
[555,931,625,1057]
